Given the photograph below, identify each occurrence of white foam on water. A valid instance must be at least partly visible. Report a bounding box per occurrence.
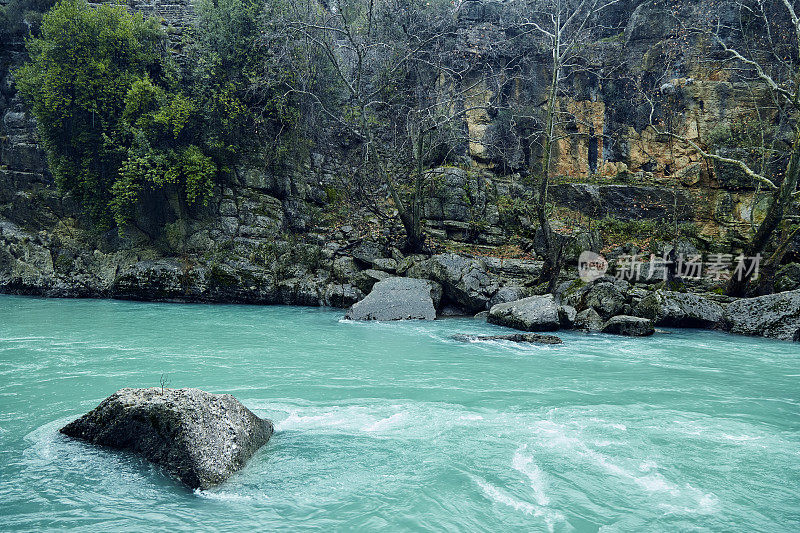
[363,412,407,432]
[511,446,550,506]
[634,473,679,495]
[528,416,724,517]
[194,488,261,502]
[721,433,761,442]
[472,475,567,533]
[638,460,658,472]
[657,487,720,517]
[23,417,74,462]
[265,400,493,440]
[475,476,539,515]
[276,409,365,432]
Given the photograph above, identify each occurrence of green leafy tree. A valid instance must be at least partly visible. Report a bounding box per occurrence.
[15,0,166,225]
[190,0,304,169]
[110,76,216,226]
[15,0,222,229]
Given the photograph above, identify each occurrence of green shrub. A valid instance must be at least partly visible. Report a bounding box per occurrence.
[15,0,300,232]
[15,0,167,226]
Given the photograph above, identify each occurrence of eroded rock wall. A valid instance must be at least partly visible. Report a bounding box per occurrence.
[2,0,798,303]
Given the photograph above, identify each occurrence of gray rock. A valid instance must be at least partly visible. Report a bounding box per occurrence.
[345,277,440,320]
[775,263,800,293]
[489,285,528,307]
[323,282,364,308]
[583,281,627,319]
[487,295,561,332]
[276,276,325,306]
[395,254,427,276]
[371,257,398,273]
[473,310,489,320]
[332,256,359,282]
[423,253,499,313]
[551,184,693,223]
[559,305,577,328]
[60,388,273,490]
[452,333,562,345]
[438,304,469,317]
[574,308,604,331]
[634,290,724,328]
[724,290,800,341]
[112,259,190,301]
[560,279,591,309]
[353,268,391,294]
[483,257,542,277]
[185,230,215,253]
[601,315,655,337]
[351,241,385,266]
[628,286,651,306]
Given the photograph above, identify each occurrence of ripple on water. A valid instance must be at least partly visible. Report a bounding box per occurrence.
[0,297,798,531]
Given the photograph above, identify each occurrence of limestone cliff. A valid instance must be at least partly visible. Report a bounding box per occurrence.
[1,0,799,303]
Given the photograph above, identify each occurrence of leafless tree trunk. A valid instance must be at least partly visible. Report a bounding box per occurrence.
[512,0,621,292]
[268,0,499,252]
[645,0,800,295]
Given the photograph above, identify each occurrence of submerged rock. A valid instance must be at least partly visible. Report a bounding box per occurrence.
[487,295,560,332]
[634,290,723,328]
[344,277,440,320]
[452,333,562,345]
[724,290,800,341]
[60,388,273,490]
[601,315,655,337]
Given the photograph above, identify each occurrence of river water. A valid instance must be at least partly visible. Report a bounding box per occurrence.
[0,295,798,531]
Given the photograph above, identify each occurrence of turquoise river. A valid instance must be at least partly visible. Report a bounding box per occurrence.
[0,294,798,531]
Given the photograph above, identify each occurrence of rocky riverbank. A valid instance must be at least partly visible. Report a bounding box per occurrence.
[341,262,800,342]
[2,0,799,343]
[2,202,799,342]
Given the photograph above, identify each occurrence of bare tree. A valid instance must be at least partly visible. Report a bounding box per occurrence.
[645,0,800,295]
[159,373,171,394]
[507,0,621,292]
[266,0,500,251]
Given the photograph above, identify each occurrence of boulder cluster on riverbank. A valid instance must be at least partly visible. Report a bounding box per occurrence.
[342,254,800,342]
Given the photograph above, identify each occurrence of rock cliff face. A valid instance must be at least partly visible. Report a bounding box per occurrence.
[454,0,795,244]
[1,0,798,307]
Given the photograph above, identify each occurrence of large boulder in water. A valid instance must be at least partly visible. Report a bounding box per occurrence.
[724,290,800,341]
[408,253,498,313]
[60,388,273,490]
[487,295,561,332]
[582,281,627,319]
[574,307,604,331]
[634,289,723,328]
[344,277,441,320]
[601,315,655,337]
